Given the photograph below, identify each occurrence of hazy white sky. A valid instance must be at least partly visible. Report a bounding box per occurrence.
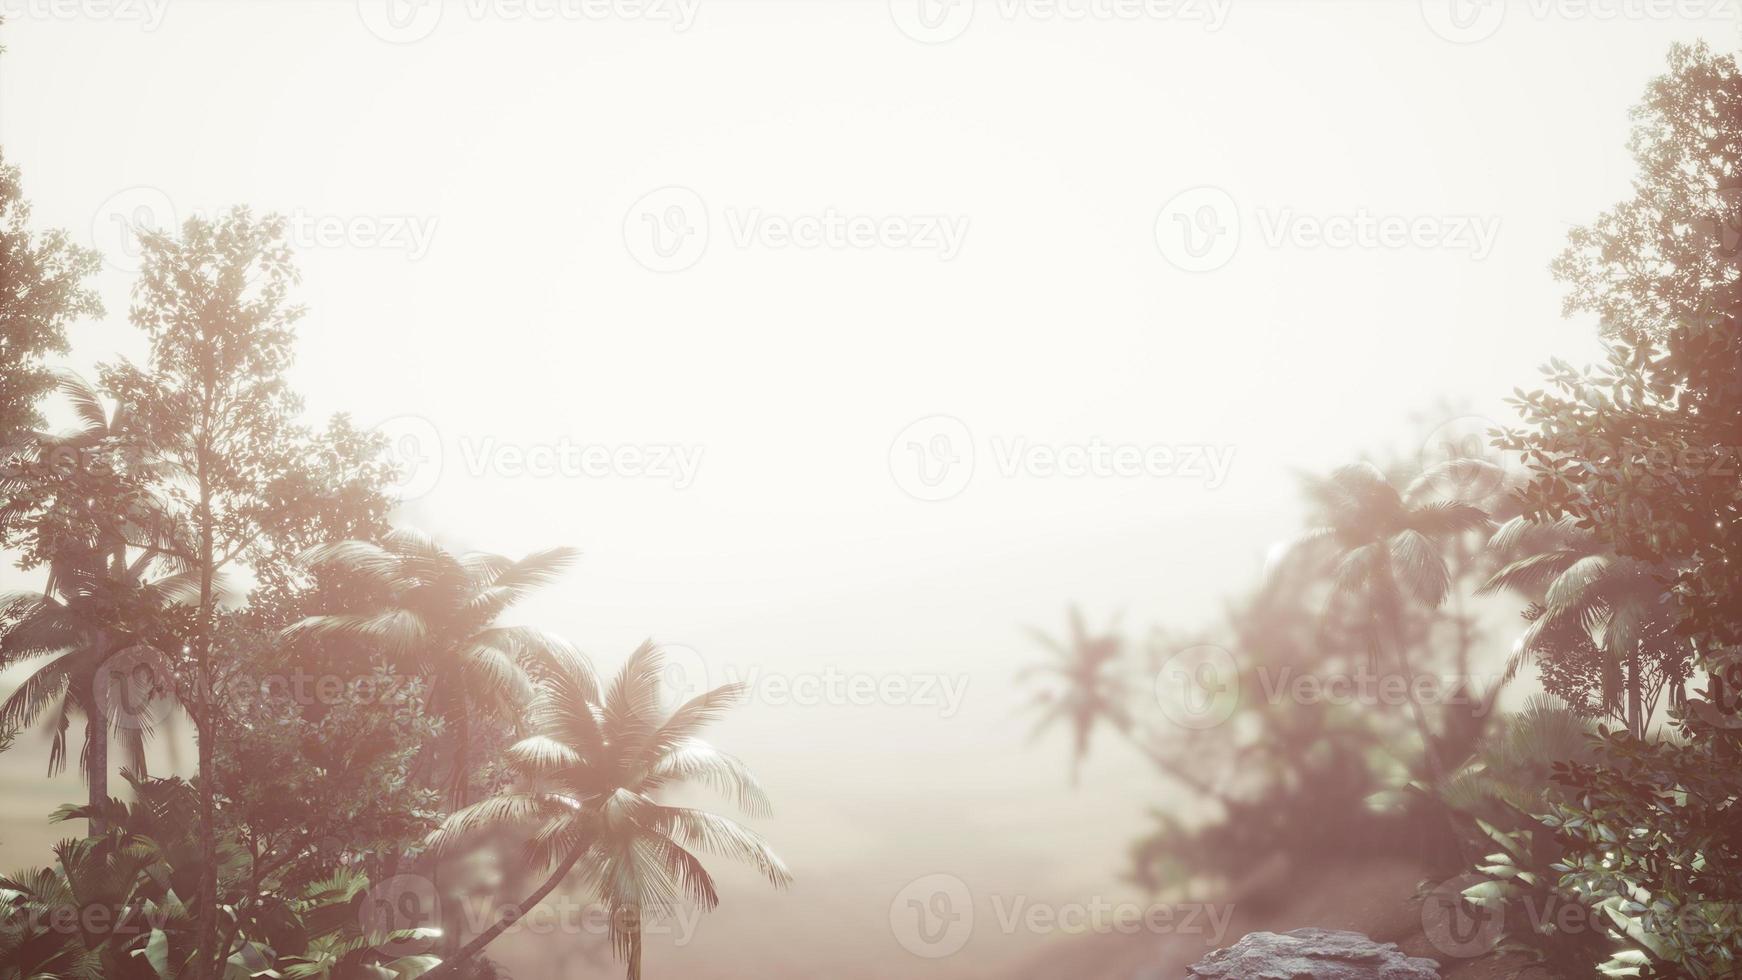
[3,3,1739,976]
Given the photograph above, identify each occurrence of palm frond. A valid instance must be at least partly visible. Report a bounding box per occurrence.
[1390,529,1451,608]
[652,806,792,889]
[1406,500,1492,537]
[645,739,773,818]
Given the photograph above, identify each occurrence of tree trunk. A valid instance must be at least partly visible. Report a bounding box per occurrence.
[626,919,642,980]
[193,704,219,980]
[422,847,586,980]
[1376,591,1443,781]
[452,701,471,808]
[1628,648,1644,739]
[191,454,220,980]
[86,704,108,836]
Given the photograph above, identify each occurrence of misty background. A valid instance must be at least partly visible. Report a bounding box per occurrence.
[4,2,1735,976]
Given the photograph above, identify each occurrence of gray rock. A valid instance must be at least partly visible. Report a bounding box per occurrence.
[1185,927,1441,979]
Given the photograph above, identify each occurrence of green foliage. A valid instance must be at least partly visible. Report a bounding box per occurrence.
[1467,43,1742,976]
[1540,722,1742,977]
[0,151,103,447]
[0,772,445,980]
[1432,699,1612,973]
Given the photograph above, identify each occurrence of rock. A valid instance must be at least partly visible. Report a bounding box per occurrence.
[1185,927,1441,979]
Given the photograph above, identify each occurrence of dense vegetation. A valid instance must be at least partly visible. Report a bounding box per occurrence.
[0,170,788,978]
[1025,42,1742,979]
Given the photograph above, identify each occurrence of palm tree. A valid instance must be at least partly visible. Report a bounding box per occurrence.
[421,640,790,980]
[1,372,194,833]
[1020,606,1129,786]
[1021,607,1232,801]
[2,562,137,834]
[1297,463,1490,779]
[1479,516,1680,738]
[284,529,579,805]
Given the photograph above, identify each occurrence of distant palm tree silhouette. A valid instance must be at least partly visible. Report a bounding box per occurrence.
[1296,463,1489,778]
[1021,605,1131,786]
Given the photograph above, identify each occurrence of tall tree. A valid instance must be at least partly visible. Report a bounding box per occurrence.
[0,372,195,834]
[421,641,790,980]
[1519,42,1742,667]
[102,209,394,980]
[1298,463,1489,779]
[285,530,579,807]
[0,151,102,451]
[1479,516,1683,738]
[1020,606,1129,786]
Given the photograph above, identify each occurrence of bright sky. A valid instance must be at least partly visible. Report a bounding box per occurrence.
[3,3,1738,977]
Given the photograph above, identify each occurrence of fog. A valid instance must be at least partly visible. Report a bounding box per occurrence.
[4,3,1737,977]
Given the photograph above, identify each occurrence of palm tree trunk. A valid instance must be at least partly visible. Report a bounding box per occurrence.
[627,920,642,980]
[1375,596,1444,781]
[452,703,471,808]
[1628,648,1644,739]
[86,699,108,836]
[422,848,585,980]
